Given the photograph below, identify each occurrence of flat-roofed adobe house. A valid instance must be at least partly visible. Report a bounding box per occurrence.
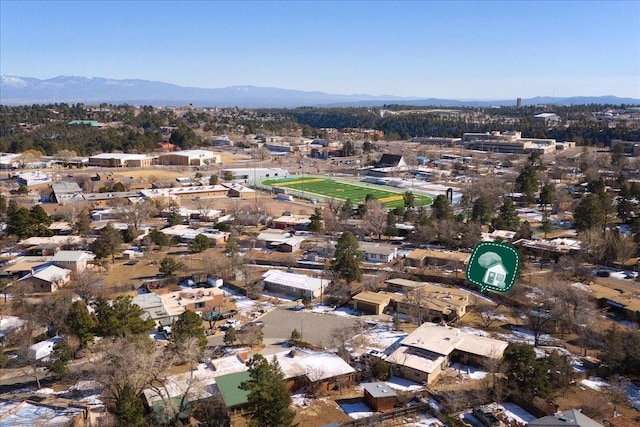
[272,214,311,230]
[351,291,395,315]
[260,269,329,300]
[404,249,470,269]
[389,279,471,323]
[386,323,508,385]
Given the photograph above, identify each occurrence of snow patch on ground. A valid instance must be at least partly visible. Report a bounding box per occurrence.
[570,282,590,292]
[339,401,374,419]
[628,382,640,410]
[0,315,24,337]
[291,393,311,407]
[581,377,609,391]
[356,328,407,352]
[496,326,560,346]
[459,327,491,337]
[580,377,640,409]
[404,414,444,427]
[449,363,488,380]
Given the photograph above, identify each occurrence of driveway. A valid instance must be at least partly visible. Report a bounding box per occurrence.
[207,307,365,349]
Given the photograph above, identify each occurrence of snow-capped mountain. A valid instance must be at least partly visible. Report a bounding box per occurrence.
[1,75,638,107]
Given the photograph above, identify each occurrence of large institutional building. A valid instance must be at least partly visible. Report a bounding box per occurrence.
[462,131,558,154]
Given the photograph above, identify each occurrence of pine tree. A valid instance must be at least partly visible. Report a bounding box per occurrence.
[431,194,454,220]
[471,194,493,224]
[171,310,207,353]
[114,383,145,427]
[66,300,95,348]
[492,197,520,231]
[241,354,295,427]
[308,208,323,234]
[331,231,363,283]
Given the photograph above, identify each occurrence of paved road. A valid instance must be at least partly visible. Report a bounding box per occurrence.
[207,307,376,349]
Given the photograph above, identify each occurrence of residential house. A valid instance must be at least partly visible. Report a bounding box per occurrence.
[49,250,92,274]
[351,291,395,315]
[17,235,95,251]
[159,288,224,318]
[214,371,252,414]
[275,235,306,253]
[140,185,229,200]
[386,323,508,385]
[388,279,471,323]
[159,225,229,246]
[362,382,397,412]
[272,214,311,230]
[604,415,640,427]
[404,249,470,269]
[0,399,90,426]
[256,230,293,247]
[514,238,581,262]
[360,242,398,263]
[529,409,603,427]
[274,349,357,393]
[260,269,329,300]
[48,221,74,235]
[134,288,224,325]
[223,183,255,198]
[481,229,517,242]
[17,264,72,293]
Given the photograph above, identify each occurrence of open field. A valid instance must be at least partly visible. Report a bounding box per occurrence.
[262,176,432,208]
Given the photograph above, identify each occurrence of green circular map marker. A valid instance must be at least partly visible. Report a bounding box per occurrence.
[466,241,520,293]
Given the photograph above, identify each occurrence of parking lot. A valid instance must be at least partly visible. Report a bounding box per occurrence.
[207,307,365,349]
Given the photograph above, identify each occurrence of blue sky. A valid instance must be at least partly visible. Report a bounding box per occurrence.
[1,1,639,99]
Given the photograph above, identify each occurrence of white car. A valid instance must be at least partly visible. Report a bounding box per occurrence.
[363,349,387,360]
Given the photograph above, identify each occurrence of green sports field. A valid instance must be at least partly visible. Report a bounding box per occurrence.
[262,176,432,208]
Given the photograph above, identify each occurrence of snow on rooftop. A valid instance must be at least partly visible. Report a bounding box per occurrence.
[273,349,355,382]
[499,402,537,424]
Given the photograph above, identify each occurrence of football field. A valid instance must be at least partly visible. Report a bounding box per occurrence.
[262,176,432,208]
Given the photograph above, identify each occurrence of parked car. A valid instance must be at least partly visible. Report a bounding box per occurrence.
[362,349,387,360]
[220,320,240,331]
[220,310,238,319]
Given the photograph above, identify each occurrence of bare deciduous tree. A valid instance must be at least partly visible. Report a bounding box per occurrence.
[70,267,105,304]
[112,199,158,233]
[361,199,387,239]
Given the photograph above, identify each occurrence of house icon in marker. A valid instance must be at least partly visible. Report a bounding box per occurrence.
[482,260,507,289]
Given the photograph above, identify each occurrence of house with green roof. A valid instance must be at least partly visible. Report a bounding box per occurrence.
[215,371,252,414]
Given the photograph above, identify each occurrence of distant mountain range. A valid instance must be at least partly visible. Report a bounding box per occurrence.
[1,75,639,108]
